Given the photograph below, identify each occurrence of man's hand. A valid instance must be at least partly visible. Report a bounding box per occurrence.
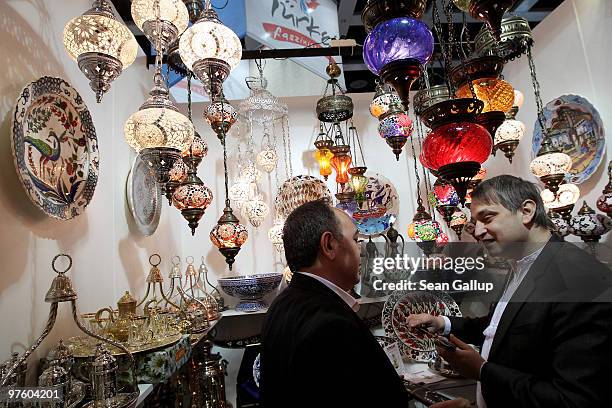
[407,313,446,334]
[430,398,472,408]
[437,334,485,381]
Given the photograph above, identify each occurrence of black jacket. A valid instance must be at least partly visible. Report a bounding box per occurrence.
[260,273,409,408]
[450,237,612,407]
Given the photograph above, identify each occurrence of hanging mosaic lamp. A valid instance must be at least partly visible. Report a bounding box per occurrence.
[63,0,138,102]
[414,85,451,117]
[242,194,269,228]
[450,209,468,240]
[125,73,194,184]
[229,177,254,210]
[131,0,189,53]
[172,134,213,235]
[529,137,572,193]
[178,2,242,97]
[369,82,402,119]
[494,113,525,163]
[419,99,491,204]
[450,56,511,142]
[240,73,288,125]
[429,180,460,227]
[407,202,443,257]
[468,0,518,41]
[596,161,612,217]
[541,183,580,222]
[275,175,332,219]
[349,168,368,205]
[316,62,354,123]
[268,216,285,253]
[569,201,612,243]
[210,131,248,270]
[205,95,238,140]
[164,158,188,205]
[257,131,278,173]
[363,17,433,109]
[378,101,414,160]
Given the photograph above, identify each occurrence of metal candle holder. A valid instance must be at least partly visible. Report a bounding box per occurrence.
[0,254,139,407]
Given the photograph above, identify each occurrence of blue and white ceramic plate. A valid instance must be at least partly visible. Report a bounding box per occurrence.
[11,76,99,219]
[352,173,399,236]
[532,94,605,184]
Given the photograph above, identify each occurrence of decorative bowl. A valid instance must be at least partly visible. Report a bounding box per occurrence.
[217,273,283,312]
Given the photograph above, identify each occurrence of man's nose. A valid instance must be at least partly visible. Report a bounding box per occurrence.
[474,221,487,241]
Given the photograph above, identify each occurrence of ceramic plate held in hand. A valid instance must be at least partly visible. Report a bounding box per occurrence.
[126,155,161,236]
[11,76,99,219]
[382,291,461,362]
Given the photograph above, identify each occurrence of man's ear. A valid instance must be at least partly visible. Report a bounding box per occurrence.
[319,231,336,260]
[520,199,537,226]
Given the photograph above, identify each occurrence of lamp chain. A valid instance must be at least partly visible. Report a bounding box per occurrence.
[281,116,293,177]
[408,117,422,207]
[220,96,230,207]
[527,45,547,137]
[187,73,192,121]
[444,0,475,97]
[432,0,454,94]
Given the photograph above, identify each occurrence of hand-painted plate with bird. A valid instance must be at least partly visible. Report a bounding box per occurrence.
[11,76,98,219]
[126,155,161,236]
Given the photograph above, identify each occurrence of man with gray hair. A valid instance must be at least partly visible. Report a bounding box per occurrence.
[260,199,409,408]
[410,175,612,408]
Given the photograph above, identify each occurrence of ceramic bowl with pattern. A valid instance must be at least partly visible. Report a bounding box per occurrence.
[218,273,283,312]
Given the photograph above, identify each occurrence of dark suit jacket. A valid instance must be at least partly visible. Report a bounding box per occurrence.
[450,236,612,407]
[260,273,409,408]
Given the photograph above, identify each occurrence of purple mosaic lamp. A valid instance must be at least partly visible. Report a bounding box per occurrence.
[363,17,434,109]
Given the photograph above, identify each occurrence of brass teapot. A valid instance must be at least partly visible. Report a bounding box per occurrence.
[95,291,138,343]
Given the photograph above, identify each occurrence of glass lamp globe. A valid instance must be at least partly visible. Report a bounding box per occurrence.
[456,78,515,113]
[164,158,188,204]
[597,164,612,217]
[349,170,368,205]
[369,84,402,119]
[314,141,334,180]
[330,146,352,185]
[569,201,612,242]
[172,181,213,234]
[378,104,414,160]
[363,17,434,75]
[179,8,242,97]
[131,0,189,53]
[335,190,358,217]
[513,90,525,109]
[420,122,492,171]
[529,139,572,193]
[210,207,249,270]
[229,178,254,209]
[408,219,443,242]
[541,183,580,210]
[206,97,238,137]
[496,119,525,144]
[450,209,468,240]
[550,212,570,237]
[182,132,208,158]
[240,162,262,184]
[257,148,278,173]
[275,175,332,219]
[124,73,194,152]
[63,0,138,102]
[268,217,285,253]
[242,195,269,228]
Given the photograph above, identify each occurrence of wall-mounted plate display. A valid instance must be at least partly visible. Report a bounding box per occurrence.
[382,291,461,362]
[352,173,399,236]
[126,155,161,236]
[11,76,99,219]
[532,94,605,184]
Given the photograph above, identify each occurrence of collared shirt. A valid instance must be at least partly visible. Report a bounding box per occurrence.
[298,272,360,312]
[476,244,545,408]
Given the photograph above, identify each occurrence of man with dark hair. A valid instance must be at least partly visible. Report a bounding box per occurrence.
[260,199,409,408]
[410,175,612,408]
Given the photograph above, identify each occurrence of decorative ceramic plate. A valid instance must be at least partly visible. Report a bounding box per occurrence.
[532,94,605,184]
[253,353,261,387]
[382,291,461,362]
[10,76,99,219]
[352,173,399,236]
[126,156,161,236]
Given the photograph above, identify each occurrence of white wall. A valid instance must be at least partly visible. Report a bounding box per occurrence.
[0,0,188,364]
